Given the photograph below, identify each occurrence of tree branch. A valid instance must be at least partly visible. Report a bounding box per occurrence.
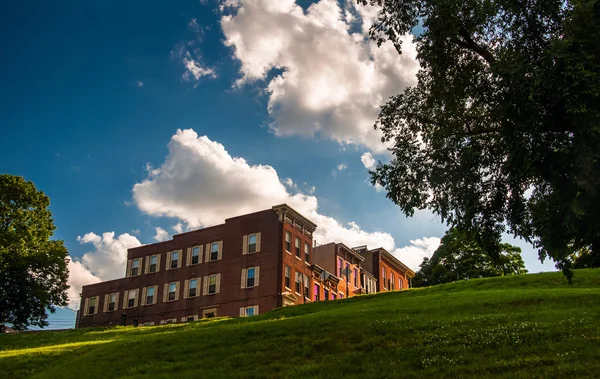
[457,27,496,64]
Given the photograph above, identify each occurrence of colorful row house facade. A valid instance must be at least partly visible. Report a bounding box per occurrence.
[77,204,415,328]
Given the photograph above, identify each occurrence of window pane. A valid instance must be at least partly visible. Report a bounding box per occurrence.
[245,307,254,317]
[132,259,139,268]
[129,290,136,300]
[247,268,255,278]
[172,251,178,260]
[211,242,219,252]
[248,234,256,244]
[209,275,216,285]
[192,247,199,256]
[169,283,176,292]
[150,255,157,264]
[190,279,197,288]
[147,287,155,296]
[110,293,116,303]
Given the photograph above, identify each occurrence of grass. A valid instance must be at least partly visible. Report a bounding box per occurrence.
[1,269,599,378]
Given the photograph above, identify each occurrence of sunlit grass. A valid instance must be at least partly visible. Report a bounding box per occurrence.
[1,269,599,378]
[0,340,114,358]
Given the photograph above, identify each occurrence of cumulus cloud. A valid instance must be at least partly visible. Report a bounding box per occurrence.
[392,237,441,271]
[132,129,438,272]
[220,0,419,152]
[172,223,186,234]
[154,227,170,242]
[67,232,142,309]
[361,152,376,170]
[337,163,347,171]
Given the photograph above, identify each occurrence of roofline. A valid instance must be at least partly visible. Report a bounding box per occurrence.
[336,243,365,262]
[375,248,416,277]
[272,204,318,230]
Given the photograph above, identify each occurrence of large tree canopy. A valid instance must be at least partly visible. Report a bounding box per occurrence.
[413,228,527,287]
[362,0,600,279]
[0,175,69,331]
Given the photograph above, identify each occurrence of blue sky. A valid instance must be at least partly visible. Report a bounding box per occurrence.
[0,0,556,319]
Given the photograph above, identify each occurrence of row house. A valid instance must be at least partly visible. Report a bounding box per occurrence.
[77,205,415,328]
[354,246,415,291]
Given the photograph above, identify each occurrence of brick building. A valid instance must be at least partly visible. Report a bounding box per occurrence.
[313,242,365,299]
[77,205,414,328]
[354,246,415,291]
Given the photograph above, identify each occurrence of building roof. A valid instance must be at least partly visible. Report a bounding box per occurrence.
[353,245,416,278]
[272,204,317,233]
[335,243,365,262]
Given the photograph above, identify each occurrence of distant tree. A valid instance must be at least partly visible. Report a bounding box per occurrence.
[0,175,69,331]
[413,228,527,287]
[361,0,600,280]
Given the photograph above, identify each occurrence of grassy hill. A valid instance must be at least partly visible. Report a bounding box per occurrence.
[1,269,599,378]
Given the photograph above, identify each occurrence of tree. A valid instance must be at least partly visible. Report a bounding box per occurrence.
[361,0,600,279]
[413,228,527,287]
[571,247,600,268]
[0,175,69,331]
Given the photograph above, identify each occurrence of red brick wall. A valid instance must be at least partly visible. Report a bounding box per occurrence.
[280,222,313,305]
[79,209,283,327]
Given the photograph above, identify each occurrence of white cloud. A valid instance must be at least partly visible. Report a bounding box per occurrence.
[361,152,376,170]
[337,163,347,171]
[67,232,142,309]
[172,223,186,234]
[392,237,441,271]
[182,52,217,82]
[136,81,144,87]
[66,257,101,309]
[132,129,438,273]
[154,227,170,242]
[220,0,419,152]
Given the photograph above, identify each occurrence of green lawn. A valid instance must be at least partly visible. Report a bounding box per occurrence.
[2,269,599,378]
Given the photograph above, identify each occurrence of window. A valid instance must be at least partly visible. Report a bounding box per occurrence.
[338,258,343,277]
[382,267,387,288]
[246,267,255,288]
[131,258,140,276]
[108,293,117,312]
[388,279,391,289]
[314,284,320,301]
[168,282,177,301]
[284,266,291,289]
[324,288,329,300]
[353,268,358,287]
[208,275,217,294]
[295,272,301,294]
[88,296,97,315]
[295,237,301,258]
[146,287,155,305]
[399,278,404,289]
[285,232,291,252]
[203,308,217,318]
[210,242,219,261]
[149,255,158,273]
[391,273,395,290]
[332,293,337,300]
[304,276,309,298]
[304,243,310,262]
[191,247,200,265]
[187,316,195,322]
[171,251,179,269]
[128,290,137,308]
[189,279,197,297]
[248,234,257,253]
[240,305,258,317]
